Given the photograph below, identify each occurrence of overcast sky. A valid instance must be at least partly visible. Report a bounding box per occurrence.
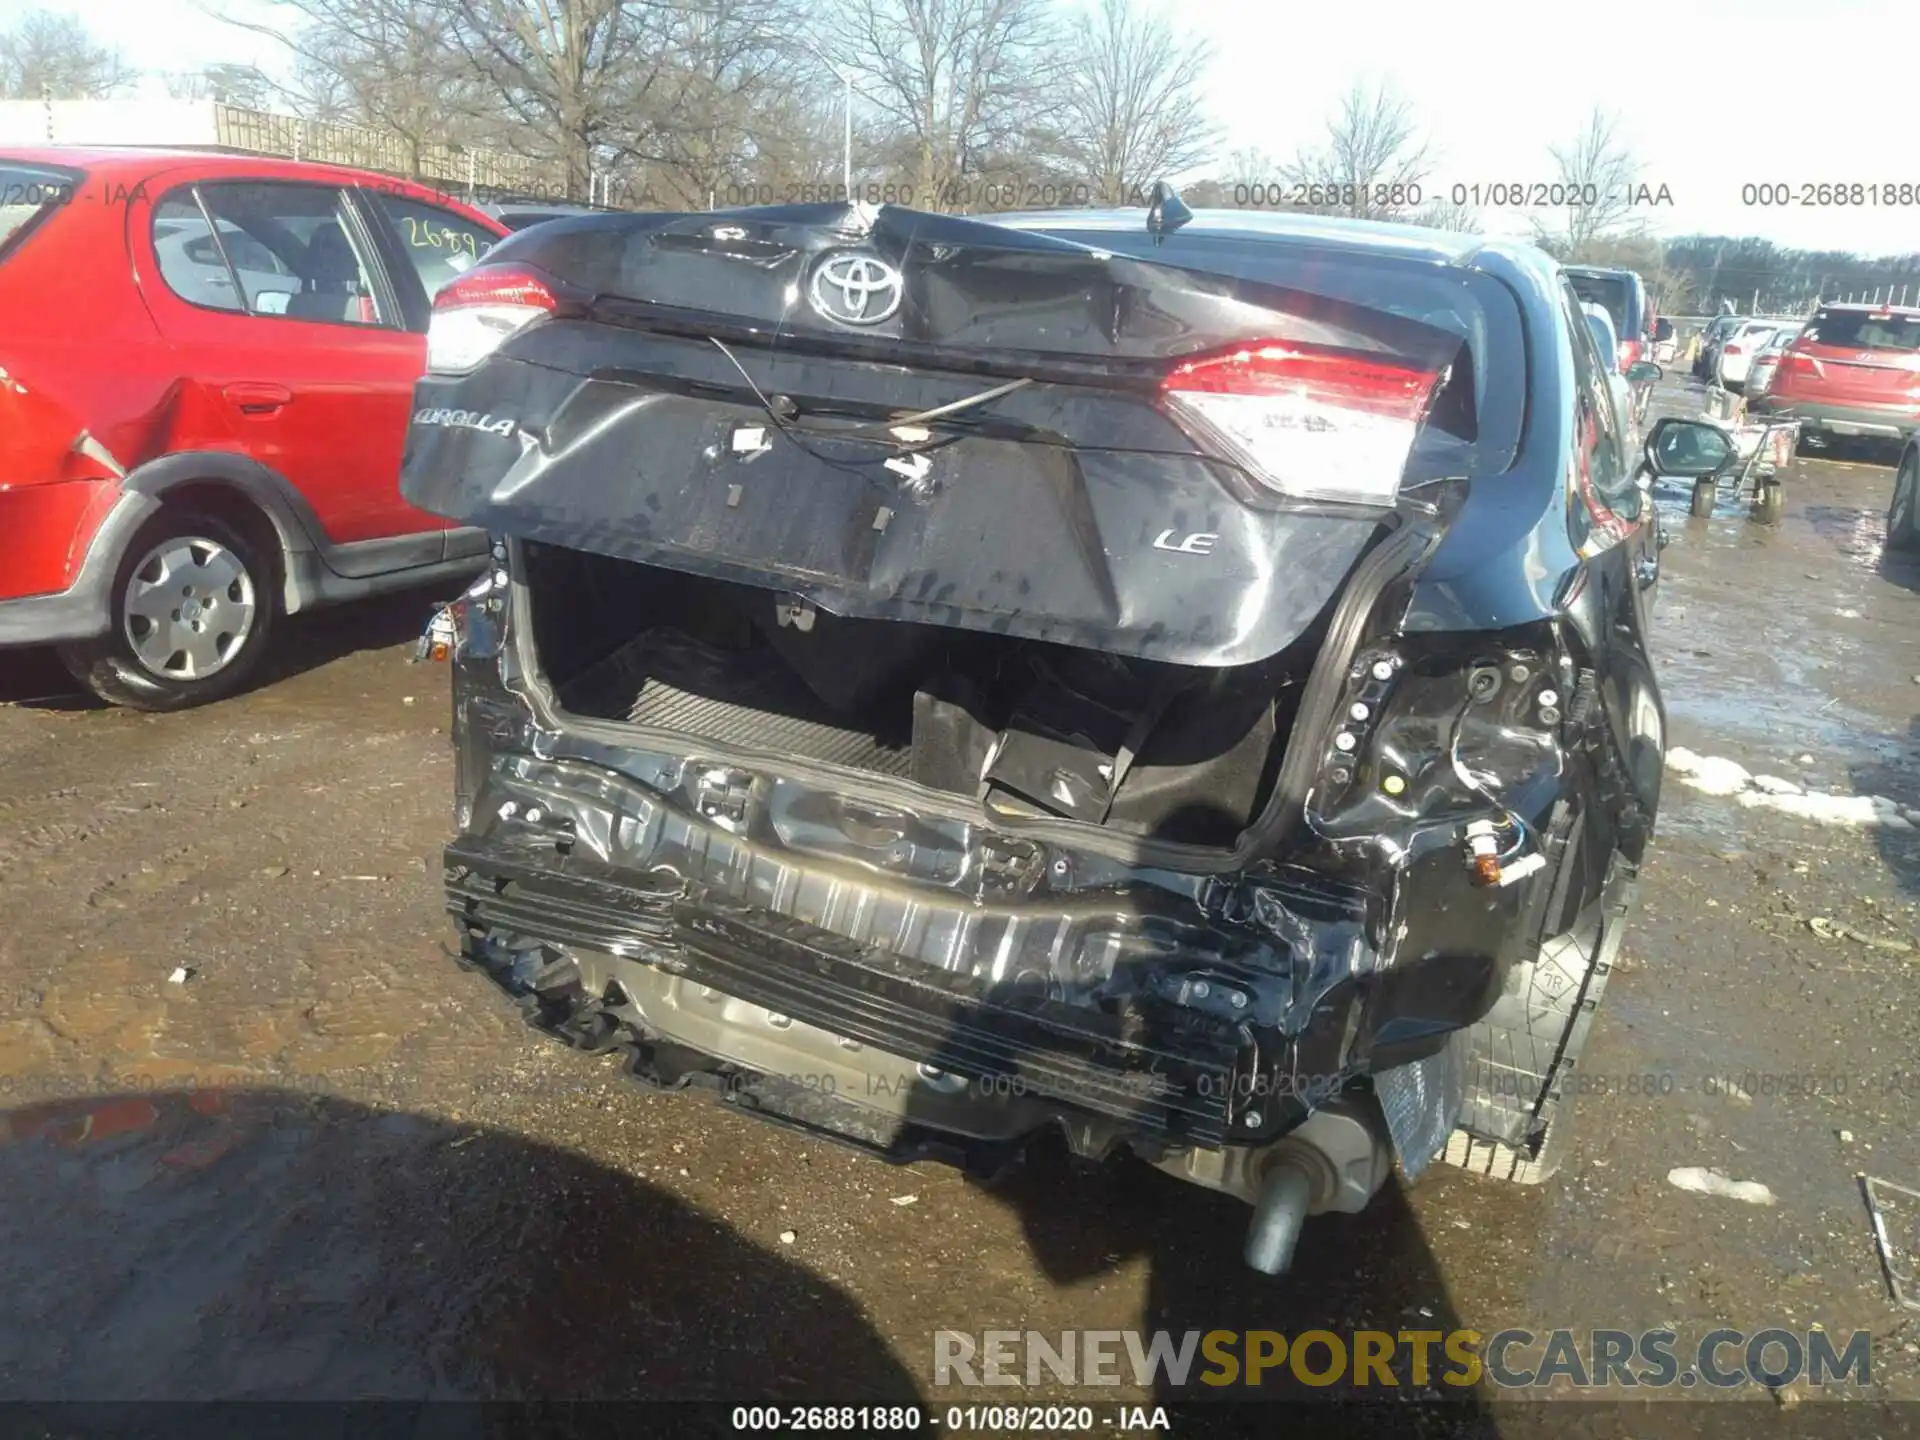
[9,0,1920,255]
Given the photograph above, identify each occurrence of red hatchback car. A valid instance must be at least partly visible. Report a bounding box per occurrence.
[1752,301,1920,448]
[0,148,508,709]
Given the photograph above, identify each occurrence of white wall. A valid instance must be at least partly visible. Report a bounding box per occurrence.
[0,99,220,148]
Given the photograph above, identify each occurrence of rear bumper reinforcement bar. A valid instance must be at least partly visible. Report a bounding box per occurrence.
[444,838,1240,1145]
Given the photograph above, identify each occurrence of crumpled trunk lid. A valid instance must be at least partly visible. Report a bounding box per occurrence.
[401,203,1462,668]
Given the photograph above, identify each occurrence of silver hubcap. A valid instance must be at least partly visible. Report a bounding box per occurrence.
[122,536,257,680]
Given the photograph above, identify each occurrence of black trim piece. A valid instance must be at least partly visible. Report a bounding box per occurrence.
[0,158,84,266]
[187,185,250,313]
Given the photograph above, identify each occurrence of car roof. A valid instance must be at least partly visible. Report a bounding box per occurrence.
[1562,264,1643,282]
[1812,301,1920,316]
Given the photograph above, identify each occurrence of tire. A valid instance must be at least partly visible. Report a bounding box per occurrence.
[1754,480,1786,524]
[1689,477,1717,518]
[1442,859,1636,1186]
[56,508,276,712]
[1889,450,1920,551]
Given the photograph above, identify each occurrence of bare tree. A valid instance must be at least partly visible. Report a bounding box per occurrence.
[443,0,673,200]
[1414,193,1482,235]
[0,9,136,99]
[639,0,840,208]
[1536,108,1641,258]
[828,0,1062,209]
[1047,0,1216,205]
[162,63,276,107]
[1281,78,1432,221]
[232,0,494,177]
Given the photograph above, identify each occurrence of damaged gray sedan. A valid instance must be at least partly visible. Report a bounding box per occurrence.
[400,195,1670,1273]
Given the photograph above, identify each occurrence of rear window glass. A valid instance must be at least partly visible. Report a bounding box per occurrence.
[1566,272,1632,337]
[1803,309,1920,353]
[0,161,78,259]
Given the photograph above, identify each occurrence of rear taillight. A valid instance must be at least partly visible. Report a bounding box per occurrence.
[1161,342,1443,507]
[1616,339,1640,373]
[427,263,571,374]
[1723,344,1744,357]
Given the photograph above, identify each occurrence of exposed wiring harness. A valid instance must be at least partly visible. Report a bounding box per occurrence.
[1446,696,1535,863]
[707,335,1033,474]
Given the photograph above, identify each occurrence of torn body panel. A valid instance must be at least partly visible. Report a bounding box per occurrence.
[435,539,1583,1199]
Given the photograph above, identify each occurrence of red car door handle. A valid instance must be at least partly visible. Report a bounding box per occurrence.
[223,382,292,415]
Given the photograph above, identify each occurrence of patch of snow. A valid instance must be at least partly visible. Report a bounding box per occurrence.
[1668,748,1912,829]
[1666,747,1751,796]
[1668,1166,1775,1206]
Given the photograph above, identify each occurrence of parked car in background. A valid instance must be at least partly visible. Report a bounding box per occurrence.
[472,196,623,232]
[1651,318,1677,366]
[1741,324,1803,402]
[1714,318,1797,392]
[1752,303,1920,451]
[1694,314,1746,379]
[0,147,507,709]
[1565,264,1650,372]
[405,201,1670,1275]
[1582,300,1642,437]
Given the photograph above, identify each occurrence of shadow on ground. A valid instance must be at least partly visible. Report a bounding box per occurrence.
[0,583,467,710]
[0,1087,921,1402]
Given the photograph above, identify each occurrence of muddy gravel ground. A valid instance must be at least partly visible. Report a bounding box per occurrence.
[4,376,1920,1430]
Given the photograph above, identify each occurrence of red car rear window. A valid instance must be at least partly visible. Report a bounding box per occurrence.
[1801,309,1920,353]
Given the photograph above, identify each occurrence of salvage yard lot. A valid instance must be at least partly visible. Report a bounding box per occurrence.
[2,376,1919,1411]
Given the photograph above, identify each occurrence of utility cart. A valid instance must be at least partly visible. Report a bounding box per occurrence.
[1684,389,1801,521]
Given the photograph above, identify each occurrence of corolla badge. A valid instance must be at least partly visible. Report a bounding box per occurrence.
[412,407,516,437]
[809,252,903,327]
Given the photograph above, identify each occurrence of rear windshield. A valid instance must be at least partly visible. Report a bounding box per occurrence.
[1566,272,1633,337]
[1802,308,1920,353]
[0,160,78,260]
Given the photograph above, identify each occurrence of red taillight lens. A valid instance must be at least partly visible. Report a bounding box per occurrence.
[1724,344,1744,357]
[427,263,568,374]
[434,265,562,314]
[1161,342,1444,507]
[1616,339,1639,373]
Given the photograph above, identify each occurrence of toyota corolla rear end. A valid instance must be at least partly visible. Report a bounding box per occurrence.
[401,203,1590,1272]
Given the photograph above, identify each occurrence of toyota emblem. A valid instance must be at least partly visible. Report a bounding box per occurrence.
[809,252,903,327]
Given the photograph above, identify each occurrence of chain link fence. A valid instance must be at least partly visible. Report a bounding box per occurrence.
[210,104,566,201]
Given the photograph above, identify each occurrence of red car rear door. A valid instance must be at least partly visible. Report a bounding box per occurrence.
[130,172,445,555]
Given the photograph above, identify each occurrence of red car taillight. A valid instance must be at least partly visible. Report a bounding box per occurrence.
[427,263,574,374]
[1723,344,1744,357]
[1161,341,1444,507]
[1616,339,1641,373]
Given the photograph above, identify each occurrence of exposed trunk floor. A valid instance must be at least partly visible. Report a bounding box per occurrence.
[561,629,916,777]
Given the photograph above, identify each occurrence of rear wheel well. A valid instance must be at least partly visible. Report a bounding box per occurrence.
[145,483,286,608]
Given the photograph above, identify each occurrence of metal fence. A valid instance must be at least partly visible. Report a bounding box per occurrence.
[210,104,564,200]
